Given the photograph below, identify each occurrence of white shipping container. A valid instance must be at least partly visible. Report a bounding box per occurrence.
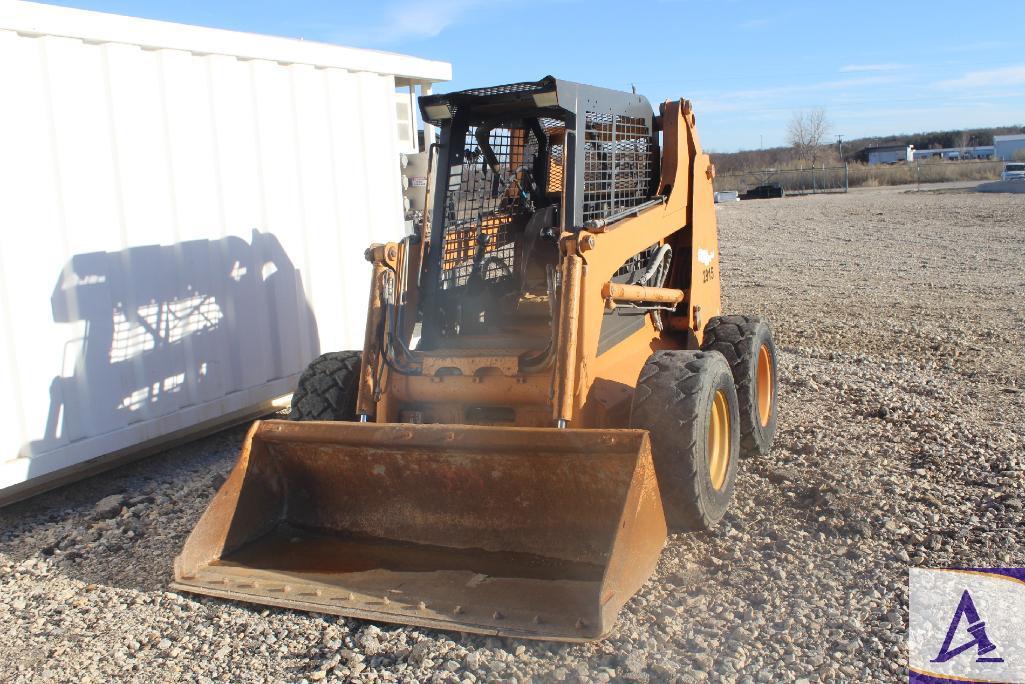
[0,2,451,503]
[994,134,1025,162]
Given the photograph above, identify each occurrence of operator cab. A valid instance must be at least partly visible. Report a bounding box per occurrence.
[424,112,567,348]
[417,76,659,354]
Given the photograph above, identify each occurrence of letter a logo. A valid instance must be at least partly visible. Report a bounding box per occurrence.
[931,590,1004,664]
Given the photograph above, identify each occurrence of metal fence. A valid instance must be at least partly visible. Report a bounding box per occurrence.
[879,159,1003,190]
[715,159,1005,196]
[714,164,849,196]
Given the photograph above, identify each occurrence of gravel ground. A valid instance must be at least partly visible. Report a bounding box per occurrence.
[2,185,1024,683]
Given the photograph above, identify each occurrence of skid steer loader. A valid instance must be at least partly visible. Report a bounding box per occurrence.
[173,77,779,641]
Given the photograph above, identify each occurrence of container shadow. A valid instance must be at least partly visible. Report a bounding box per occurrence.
[11,229,318,505]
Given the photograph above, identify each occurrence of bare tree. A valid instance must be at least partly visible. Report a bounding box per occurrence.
[956,130,973,158]
[787,109,831,165]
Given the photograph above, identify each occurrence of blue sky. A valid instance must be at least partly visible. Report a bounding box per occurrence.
[41,0,1024,151]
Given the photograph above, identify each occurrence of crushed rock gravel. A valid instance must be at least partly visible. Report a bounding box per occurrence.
[2,185,1023,683]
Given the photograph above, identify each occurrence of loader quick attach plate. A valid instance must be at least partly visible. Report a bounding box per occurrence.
[172,420,667,641]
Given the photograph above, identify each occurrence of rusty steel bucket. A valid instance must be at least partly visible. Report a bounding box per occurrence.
[172,420,666,641]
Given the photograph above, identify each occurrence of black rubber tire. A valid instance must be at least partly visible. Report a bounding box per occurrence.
[701,315,778,458]
[630,350,741,532]
[288,351,362,421]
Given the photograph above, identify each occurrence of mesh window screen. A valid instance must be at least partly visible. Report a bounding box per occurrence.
[582,112,654,224]
[438,126,541,290]
[545,130,565,195]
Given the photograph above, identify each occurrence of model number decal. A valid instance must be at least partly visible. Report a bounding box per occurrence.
[698,247,716,283]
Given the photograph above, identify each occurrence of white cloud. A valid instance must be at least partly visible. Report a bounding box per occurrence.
[936,65,1025,89]
[692,74,904,113]
[333,0,496,45]
[840,63,907,73]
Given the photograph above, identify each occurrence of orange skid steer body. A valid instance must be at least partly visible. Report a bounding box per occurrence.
[173,77,779,641]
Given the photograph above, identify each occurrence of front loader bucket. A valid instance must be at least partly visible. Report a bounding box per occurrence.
[172,420,666,641]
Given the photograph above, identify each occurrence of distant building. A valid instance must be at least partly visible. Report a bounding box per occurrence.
[994,134,1025,161]
[866,144,914,165]
[913,146,994,161]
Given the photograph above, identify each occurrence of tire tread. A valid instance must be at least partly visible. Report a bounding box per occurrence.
[289,351,362,421]
[631,350,738,531]
[702,315,777,456]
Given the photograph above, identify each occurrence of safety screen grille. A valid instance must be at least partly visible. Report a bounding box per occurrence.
[438,126,540,289]
[458,81,551,97]
[545,127,565,195]
[582,112,655,224]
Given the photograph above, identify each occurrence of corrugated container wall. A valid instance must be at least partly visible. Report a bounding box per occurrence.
[0,2,450,503]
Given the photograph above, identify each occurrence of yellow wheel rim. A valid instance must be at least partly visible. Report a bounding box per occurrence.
[756,344,773,428]
[708,389,731,491]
